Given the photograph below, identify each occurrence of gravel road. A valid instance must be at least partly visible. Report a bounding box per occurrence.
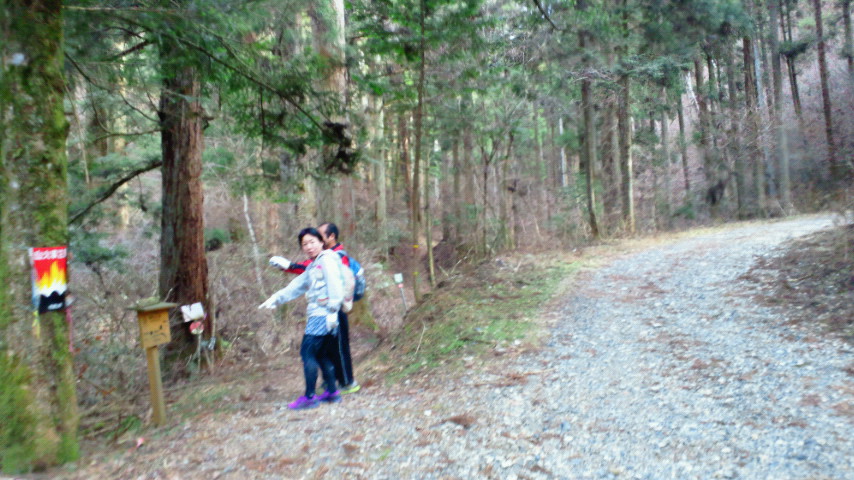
[56,215,852,480]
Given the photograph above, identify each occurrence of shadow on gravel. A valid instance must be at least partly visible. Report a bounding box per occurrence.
[741,222,854,347]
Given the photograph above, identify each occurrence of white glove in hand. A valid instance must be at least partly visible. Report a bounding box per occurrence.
[258,296,279,309]
[269,256,291,270]
[325,312,339,332]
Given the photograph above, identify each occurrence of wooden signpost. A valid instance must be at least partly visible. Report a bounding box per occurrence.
[131,301,177,426]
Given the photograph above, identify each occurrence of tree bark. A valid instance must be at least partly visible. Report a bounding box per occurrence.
[377,102,389,235]
[660,92,672,225]
[843,0,853,80]
[618,75,634,233]
[725,48,747,217]
[694,58,712,187]
[499,132,515,249]
[398,112,411,214]
[768,0,792,211]
[579,23,600,239]
[411,0,427,302]
[158,39,209,347]
[558,116,568,188]
[780,0,804,132]
[1,0,80,468]
[812,0,840,178]
[744,39,767,215]
[448,138,460,243]
[676,94,691,204]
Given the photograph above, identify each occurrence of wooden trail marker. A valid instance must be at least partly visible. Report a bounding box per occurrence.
[131,301,177,426]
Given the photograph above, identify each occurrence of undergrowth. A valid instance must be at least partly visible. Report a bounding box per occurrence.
[377,254,582,383]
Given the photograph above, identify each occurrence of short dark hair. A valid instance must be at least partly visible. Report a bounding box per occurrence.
[319,222,339,240]
[298,227,323,245]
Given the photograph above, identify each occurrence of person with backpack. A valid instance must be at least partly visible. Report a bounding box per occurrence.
[268,222,362,395]
[259,227,344,409]
[318,222,362,394]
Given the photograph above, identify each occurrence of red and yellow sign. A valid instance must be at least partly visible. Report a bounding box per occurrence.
[29,246,68,313]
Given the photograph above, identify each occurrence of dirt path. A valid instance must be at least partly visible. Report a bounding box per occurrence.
[50,215,852,480]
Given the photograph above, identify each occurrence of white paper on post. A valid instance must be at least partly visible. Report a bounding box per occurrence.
[181,302,205,322]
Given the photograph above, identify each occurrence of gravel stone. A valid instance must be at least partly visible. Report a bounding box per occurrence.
[55,215,851,480]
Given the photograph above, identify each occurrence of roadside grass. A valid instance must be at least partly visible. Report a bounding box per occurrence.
[365,253,584,385]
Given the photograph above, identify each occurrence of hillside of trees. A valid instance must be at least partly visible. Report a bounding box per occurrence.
[1,0,851,473]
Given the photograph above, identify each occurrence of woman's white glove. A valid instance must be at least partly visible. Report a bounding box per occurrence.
[325,312,339,332]
[258,296,279,309]
[269,256,291,270]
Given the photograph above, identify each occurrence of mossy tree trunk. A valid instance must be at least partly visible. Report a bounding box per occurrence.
[0,0,79,471]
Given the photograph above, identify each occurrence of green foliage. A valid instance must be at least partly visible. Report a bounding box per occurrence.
[204,228,231,251]
[113,415,143,441]
[780,37,813,59]
[70,230,128,272]
[203,147,237,180]
[672,202,696,219]
[64,0,362,207]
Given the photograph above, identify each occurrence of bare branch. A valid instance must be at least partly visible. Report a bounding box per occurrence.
[69,159,163,226]
[532,0,562,31]
[108,40,153,61]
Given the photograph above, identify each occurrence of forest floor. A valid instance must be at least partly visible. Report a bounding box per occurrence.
[15,213,853,480]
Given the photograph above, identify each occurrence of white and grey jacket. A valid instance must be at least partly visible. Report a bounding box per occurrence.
[266,249,345,318]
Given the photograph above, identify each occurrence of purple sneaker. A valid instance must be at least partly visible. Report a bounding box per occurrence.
[287,395,319,410]
[315,390,342,403]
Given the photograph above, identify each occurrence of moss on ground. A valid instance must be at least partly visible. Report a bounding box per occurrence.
[0,354,39,474]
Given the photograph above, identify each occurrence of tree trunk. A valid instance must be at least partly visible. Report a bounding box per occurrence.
[579,27,600,239]
[676,94,691,205]
[660,93,672,225]
[753,37,778,207]
[158,41,209,347]
[618,75,635,233]
[424,148,435,287]
[694,58,712,187]
[480,147,491,254]
[844,0,853,79]
[601,100,618,231]
[533,102,548,237]
[558,116,568,188]
[499,132,515,249]
[411,0,427,302]
[448,138,460,243]
[768,0,792,211]
[398,112,411,213]
[1,0,80,469]
[440,138,451,242]
[784,56,804,132]
[725,48,747,218]
[377,104,389,235]
[781,0,804,132]
[743,35,767,216]
[812,0,840,178]
[463,116,475,238]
